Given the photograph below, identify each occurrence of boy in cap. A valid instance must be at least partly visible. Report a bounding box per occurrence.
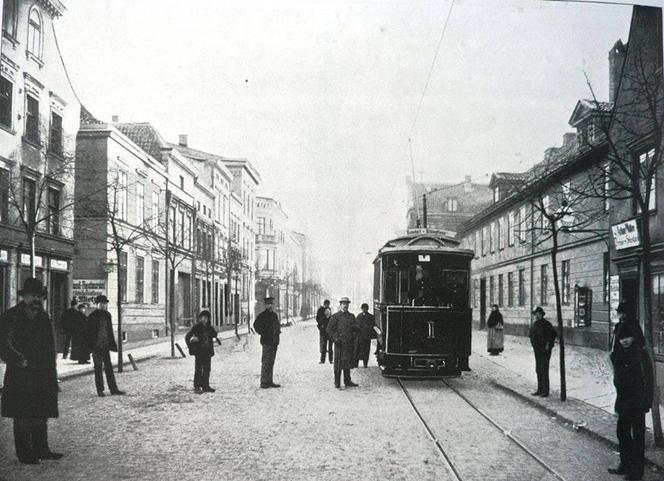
[185,310,219,393]
[0,278,62,464]
[86,295,125,397]
[528,306,557,397]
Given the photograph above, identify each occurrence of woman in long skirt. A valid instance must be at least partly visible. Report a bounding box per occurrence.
[487,304,504,355]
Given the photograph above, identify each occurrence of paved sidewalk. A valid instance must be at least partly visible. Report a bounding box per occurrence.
[472,330,664,468]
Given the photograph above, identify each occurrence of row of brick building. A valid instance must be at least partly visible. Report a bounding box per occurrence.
[0,0,323,349]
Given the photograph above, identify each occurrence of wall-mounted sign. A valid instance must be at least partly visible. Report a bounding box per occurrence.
[612,220,640,250]
[50,259,69,271]
[20,254,43,267]
[610,275,620,323]
[0,250,7,263]
[72,279,106,304]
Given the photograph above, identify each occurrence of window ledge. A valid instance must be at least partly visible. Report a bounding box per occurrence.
[2,31,19,48]
[22,136,42,150]
[0,123,16,135]
[48,150,64,161]
[25,50,44,69]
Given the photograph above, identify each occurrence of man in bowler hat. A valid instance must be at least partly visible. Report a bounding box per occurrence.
[253,297,281,388]
[608,302,653,480]
[529,306,557,397]
[316,299,333,364]
[0,278,63,464]
[86,295,125,397]
[327,297,359,388]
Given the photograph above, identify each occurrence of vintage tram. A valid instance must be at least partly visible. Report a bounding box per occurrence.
[373,231,473,377]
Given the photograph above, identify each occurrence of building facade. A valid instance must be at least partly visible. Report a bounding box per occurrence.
[0,0,80,348]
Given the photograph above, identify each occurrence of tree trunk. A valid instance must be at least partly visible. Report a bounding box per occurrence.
[640,215,664,445]
[169,265,176,358]
[115,247,123,373]
[550,229,566,401]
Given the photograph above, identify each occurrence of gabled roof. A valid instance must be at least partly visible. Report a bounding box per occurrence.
[169,143,234,182]
[568,99,613,127]
[114,122,169,161]
[80,105,104,126]
[489,172,528,189]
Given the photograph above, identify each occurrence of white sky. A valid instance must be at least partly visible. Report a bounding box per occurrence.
[56,0,636,301]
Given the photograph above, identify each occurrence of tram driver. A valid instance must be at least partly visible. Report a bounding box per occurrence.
[409,265,436,306]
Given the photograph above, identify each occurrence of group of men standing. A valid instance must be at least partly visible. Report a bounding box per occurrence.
[316,298,376,389]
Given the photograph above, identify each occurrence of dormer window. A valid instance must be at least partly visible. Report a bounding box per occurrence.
[27,7,42,60]
[446,197,458,212]
[493,187,500,203]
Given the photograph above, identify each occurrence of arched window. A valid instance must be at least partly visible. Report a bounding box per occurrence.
[27,6,42,59]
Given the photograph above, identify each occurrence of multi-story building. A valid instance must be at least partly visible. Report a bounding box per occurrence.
[406,175,492,235]
[0,0,80,347]
[75,110,168,343]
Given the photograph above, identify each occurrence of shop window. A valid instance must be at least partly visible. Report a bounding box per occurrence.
[0,75,12,129]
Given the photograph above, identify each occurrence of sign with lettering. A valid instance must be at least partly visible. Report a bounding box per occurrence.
[0,250,7,263]
[20,254,43,267]
[72,279,106,304]
[611,220,640,250]
[610,275,620,323]
[50,259,69,271]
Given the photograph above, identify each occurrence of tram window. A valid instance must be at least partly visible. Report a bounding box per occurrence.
[384,270,399,304]
[442,270,469,308]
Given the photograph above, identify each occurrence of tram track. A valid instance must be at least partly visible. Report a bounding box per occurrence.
[397,377,569,481]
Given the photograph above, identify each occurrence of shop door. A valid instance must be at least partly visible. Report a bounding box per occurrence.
[50,271,68,351]
[479,278,487,329]
[621,278,639,317]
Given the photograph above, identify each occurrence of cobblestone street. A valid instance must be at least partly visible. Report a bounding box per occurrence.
[1,322,661,481]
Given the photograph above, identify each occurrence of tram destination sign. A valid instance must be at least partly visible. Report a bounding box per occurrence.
[611,219,640,250]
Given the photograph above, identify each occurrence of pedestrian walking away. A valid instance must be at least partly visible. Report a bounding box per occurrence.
[70,303,91,364]
[0,278,63,465]
[486,304,504,356]
[60,297,78,359]
[185,310,219,393]
[253,297,282,388]
[528,306,556,397]
[327,297,359,388]
[86,295,126,397]
[316,299,333,364]
[354,303,376,368]
[608,302,653,481]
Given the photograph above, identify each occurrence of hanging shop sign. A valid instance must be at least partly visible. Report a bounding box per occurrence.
[611,220,640,250]
[72,279,106,304]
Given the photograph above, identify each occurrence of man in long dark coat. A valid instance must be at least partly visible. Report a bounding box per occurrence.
[327,297,359,388]
[608,302,653,481]
[61,297,78,359]
[316,299,333,364]
[529,306,557,397]
[86,295,125,397]
[70,303,90,364]
[185,310,219,393]
[0,278,62,464]
[254,297,281,388]
[354,303,375,368]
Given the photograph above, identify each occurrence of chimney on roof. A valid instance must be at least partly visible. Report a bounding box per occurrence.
[179,134,188,147]
[111,115,119,123]
[609,39,626,103]
[562,132,577,148]
[463,175,473,192]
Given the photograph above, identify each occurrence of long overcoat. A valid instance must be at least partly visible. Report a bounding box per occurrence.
[253,310,281,346]
[86,309,118,352]
[327,310,359,369]
[0,303,59,419]
[69,309,90,361]
[611,320,654,415]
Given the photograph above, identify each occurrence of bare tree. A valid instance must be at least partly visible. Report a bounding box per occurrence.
[224,244,243,338]
[581,39,664,443]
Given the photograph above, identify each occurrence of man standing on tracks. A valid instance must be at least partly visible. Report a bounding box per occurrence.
[327,297,359,389]
[608,302,653,481]
[316,299,333,364]
[254,297,281,389]
[529,306,557,397]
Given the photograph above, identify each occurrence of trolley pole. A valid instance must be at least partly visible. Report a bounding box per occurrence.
[422,193,428,229]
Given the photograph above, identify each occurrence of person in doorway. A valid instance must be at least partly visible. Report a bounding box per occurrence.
[608,302,653,481]
[486,304,504,356]
[327,297,359,388]
[70,303,90,364]
[316,300,333,364]
[528,306,557,397]
[185,310,219,393]
[60,298,78,359]
[354,303,376,368]
[0,278,62,464]
[254,297,281,388]
[86,295,125,397]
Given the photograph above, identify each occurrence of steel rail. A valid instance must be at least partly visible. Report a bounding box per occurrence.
[441,379,568,481]
[397,377,464,481]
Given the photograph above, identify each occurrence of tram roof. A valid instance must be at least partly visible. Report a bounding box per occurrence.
[376,233,474,258]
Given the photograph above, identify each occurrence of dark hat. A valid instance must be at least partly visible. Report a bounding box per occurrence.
[19,278,47,297]
[616,302,631,314]
[532,306,545,316]
[264,297,275,303]
[339,297,351,304]
[199,309,211,319]
[95,294,109,304]
[361,303,369,309]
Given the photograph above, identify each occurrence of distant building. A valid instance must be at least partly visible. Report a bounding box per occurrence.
[406,176,492,235]
[0,0,80,348]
